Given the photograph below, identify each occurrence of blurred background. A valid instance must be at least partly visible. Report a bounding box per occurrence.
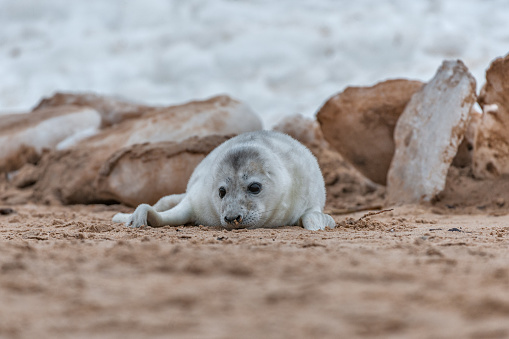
[1,0,508,127]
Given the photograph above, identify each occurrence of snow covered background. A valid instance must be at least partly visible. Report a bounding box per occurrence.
[1,0,508,127]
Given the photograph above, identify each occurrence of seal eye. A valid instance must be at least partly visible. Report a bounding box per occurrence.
[219,186,226,199]
[248,182,262,194]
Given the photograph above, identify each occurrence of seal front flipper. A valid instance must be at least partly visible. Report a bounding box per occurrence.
[152,193,186,212]
[126,204,156,228]
[127,199,193,228]
[299,211,336,231]
[112,193,186,225]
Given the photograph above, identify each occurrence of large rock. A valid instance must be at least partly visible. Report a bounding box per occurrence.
[317,79,424,185]
[273,114,384,210]
[0,106,101,172]
[13,95,262,206]
[272,114,328,148]
[473,53,509,178]
[34,92,150,127]
[451,109,481,168]
[386,60,476,204]
[79,95,262,151]
[25,135,231,206]
[95,135,232,206]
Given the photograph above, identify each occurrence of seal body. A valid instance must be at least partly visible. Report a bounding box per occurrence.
[112,130,335,230]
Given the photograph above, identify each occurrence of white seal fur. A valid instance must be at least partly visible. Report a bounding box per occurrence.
[112,130,335,230]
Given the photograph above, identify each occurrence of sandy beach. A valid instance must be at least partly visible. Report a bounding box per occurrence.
[0,200,508,338]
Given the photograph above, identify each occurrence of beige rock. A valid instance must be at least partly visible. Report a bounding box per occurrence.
[0,106,101,172]
[387,60,476,204]
[452,109,481,168]
[34,92,149,127]
[317,79,424,185]
[95,135,232,206]
[79,95,262,152]
[473,53,509,178]
[478,53,509,109]
[26,135,231,206]
[272,114,327,148]
[17,95,262,206]
[272,114,384,210]
[25,146,107,205]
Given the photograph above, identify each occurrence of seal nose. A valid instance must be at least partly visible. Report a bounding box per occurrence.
[224,215,243,224]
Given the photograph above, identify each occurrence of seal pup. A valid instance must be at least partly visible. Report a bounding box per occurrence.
[112,130,335,230]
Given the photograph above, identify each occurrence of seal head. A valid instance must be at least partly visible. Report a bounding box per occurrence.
[215,145,284,229]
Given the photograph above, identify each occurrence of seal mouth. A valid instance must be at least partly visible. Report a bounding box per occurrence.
[223,214,243,225]
[222,215,248,230]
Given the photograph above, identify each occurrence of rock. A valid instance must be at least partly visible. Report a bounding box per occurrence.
[0,208,15,215]
[473,53,509,178]
[272,114,327,148]
[272,114,384,210]
[478,53,509,108]
[452,109,481,168]
[0,106,101,173]
[387,60,476,204]
[34,92,150,127]
[26,146,108,205]
[315,145,385,210]
[28,135,231,206]
[95,135,232,206]
[317,79,424,185]
[432,164,509,214]
[79,95,262,152]
[18,95,262,206]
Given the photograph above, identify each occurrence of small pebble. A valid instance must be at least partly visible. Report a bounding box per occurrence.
[448,228,462,232]
[0,208,15,215]
[495,198,505,207]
